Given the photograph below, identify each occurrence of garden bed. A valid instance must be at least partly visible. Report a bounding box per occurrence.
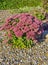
[0,10,48,65]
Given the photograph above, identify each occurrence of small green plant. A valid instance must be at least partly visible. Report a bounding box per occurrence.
[15,18,19,22]
[8,32,33,48]
[35,13,45,20]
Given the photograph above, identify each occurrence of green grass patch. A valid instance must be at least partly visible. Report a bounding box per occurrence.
[0,0,42,9]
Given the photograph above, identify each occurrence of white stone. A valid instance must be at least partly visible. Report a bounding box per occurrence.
[0,58,3,62]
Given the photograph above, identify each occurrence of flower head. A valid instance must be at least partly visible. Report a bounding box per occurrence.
[0,13,44,42]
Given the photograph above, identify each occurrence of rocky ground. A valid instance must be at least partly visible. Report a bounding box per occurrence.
[0,10,48,65]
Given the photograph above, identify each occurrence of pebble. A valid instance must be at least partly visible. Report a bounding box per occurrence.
[0,58,3,62]
[0,18,1,19]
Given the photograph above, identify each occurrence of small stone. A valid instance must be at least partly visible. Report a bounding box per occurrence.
[39,57,43,61]
[38,63,41,65]
[7,62,9,64]
[45,52,48,57]
[32,59,37,65]
[45,34,48,38]
[20,60,22,63]
[0,58,3,62]
[0,18,1,20]
[44,62,47,65]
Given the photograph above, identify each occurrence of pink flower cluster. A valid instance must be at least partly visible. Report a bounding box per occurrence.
[0,13,43,42]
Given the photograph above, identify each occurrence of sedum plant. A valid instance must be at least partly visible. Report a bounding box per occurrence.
[0,13,44,48]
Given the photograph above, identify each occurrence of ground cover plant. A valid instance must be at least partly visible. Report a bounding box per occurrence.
[0,0,42,9]
[0,13,46,48]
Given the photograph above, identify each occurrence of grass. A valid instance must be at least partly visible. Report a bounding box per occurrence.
[9,6,45,20]
[0,0,42,9]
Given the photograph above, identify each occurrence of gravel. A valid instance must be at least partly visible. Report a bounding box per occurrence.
[0,10,48,65]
